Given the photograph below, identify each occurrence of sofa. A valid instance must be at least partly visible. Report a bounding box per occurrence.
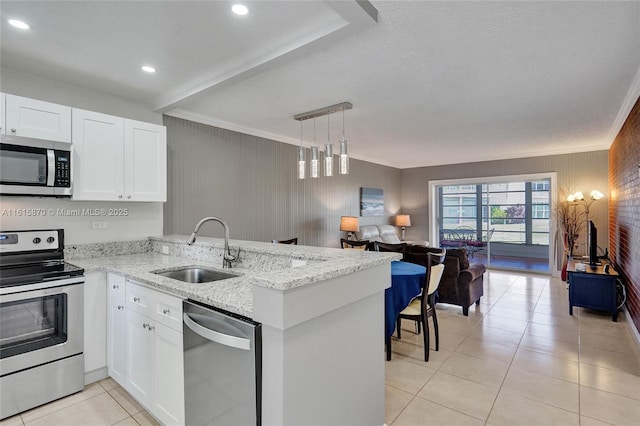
[356,225,402,244]
[405,246,486,316]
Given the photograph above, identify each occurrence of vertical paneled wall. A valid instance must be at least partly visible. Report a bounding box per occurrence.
[400,151,609,262]
[609,96,640,335]
[162,116,401,247]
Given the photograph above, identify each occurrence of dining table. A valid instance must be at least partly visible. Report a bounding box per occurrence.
[386,260,426,360]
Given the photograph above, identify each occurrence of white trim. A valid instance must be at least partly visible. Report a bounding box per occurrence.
[607,64,640,146]
[428,172,558,276]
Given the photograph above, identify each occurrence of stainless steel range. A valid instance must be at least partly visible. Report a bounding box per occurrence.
[0,229,84,420]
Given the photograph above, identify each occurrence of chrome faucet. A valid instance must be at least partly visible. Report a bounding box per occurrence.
[186,217,240,268]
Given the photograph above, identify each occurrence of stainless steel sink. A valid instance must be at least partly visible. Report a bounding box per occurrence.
[152,266,239,283]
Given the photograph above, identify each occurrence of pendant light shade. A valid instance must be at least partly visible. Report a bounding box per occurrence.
[324,114,333,177]
[324,143,333,177]
[338,109,349,175]
[310,146,320,178]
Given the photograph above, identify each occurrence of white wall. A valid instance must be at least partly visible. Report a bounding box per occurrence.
[0,66,164,244]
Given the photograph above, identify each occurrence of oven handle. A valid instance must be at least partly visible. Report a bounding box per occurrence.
[46,149,55,187]
[0,276,84,296]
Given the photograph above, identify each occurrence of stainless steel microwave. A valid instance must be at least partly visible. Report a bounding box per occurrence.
[0,138,72,197]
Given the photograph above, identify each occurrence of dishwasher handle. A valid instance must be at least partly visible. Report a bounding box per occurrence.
[183,313,251,351]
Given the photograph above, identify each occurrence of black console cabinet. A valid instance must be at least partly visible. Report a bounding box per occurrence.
[567,261,619,322]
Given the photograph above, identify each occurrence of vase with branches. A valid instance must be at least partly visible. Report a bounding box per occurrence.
[555,195,584,280]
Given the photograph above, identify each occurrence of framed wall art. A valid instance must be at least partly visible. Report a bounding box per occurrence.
[360,187,384,216]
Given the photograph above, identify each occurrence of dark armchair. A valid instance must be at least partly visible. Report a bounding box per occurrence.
[406,246,486,316]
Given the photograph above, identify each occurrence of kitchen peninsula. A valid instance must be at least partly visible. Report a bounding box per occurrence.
[70,235,399,426]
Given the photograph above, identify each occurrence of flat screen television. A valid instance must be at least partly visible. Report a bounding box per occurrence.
[588,220,598,266]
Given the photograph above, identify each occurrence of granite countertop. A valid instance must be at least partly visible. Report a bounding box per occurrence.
[71,235,399,318]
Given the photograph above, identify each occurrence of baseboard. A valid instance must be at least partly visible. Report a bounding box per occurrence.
[623,307,640,352]
[84,367,108,385]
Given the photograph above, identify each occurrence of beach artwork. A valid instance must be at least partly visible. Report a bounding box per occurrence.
[360,187,384,216]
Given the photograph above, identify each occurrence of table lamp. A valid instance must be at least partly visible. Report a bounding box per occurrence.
[395,214,411,240]
[340,216,359,240]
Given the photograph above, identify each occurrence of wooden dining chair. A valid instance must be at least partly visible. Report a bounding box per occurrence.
[396,250,446,362]
[271,238,298,245]
[340,238,370,250]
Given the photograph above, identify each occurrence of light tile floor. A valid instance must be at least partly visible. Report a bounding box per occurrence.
[1,270,638,426]
[386,270,640,426]
[0,378,159,426]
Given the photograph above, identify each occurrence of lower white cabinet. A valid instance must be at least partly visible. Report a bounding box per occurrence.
[107,274,184,425]
[107,273,126,386]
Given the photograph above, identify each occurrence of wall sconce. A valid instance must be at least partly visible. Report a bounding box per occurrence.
[340,216,359,240]
[395,214,411,240]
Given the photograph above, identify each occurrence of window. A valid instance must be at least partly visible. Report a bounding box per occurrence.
[438,179,550,245]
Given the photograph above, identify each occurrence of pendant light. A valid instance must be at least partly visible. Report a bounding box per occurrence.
[293,102,352,178]
[324,114,334,177]
[297,121,306,180]
[310,118,320,178]
[339,109,349,175]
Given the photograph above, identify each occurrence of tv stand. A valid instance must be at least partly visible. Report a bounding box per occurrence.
[567,260,619,321]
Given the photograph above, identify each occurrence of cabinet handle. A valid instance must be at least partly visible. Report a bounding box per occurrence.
[118,194,123,199]
[127,195,132,199]
[163,308,170,315]
[148,325,155,331]
[11,128,17,133]
[133,297,140,302]
[117,305,124,310]
[112,284,119,290]
[143,323,148,329]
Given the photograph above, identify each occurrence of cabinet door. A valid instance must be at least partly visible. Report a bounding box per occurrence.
[107,294,127,387]
[5,94,71,142]
[0,93,5,134]
[153,325,185,425]
[72,109,125,200]
[84,271,107,381]
[125,310,154,407]
[124,120,166,202]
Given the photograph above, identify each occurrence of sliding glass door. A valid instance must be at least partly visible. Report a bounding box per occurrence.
[435,176,552,272]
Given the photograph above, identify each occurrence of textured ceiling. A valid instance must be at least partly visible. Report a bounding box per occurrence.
[1,1,639,169]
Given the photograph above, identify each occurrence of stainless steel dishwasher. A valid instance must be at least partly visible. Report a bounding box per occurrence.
[183,300,262,425]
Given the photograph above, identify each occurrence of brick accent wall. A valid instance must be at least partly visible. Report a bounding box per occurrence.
[609,96,640,334]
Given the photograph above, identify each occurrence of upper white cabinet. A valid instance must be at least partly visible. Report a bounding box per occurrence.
[72,109,166,202]
[124,120,167,202]
[0,93,5,134]
[5,94,72,142]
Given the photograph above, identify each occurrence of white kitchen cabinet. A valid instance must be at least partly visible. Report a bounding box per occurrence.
[5,94,71,142]
[125,309,155,407]
[107,273,126,386]
[0,93,5,134]
[72,109,125,201]
[84,271,107,384]
[153,322,184,425]
[124,119,167,202]
[72,109,166,202]
[105,276,184,424]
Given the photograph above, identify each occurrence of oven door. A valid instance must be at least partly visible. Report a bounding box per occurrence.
[0,277,83,376]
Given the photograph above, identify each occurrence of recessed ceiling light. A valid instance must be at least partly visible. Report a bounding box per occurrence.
[141,66,156,73]
[8,19,30,30]
[231,4,249,16]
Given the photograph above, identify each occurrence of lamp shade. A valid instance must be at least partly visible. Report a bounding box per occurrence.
[340,216,359,232]
[395,215,411,227]
[590,189,603,200]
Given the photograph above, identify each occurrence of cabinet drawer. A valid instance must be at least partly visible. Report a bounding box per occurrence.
[126,280,151,317]
[108,273,126,301]
[153,292,183,333]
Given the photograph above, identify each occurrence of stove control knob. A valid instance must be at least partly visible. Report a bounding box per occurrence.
[47,237,55,243]
[33,237,41,244]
